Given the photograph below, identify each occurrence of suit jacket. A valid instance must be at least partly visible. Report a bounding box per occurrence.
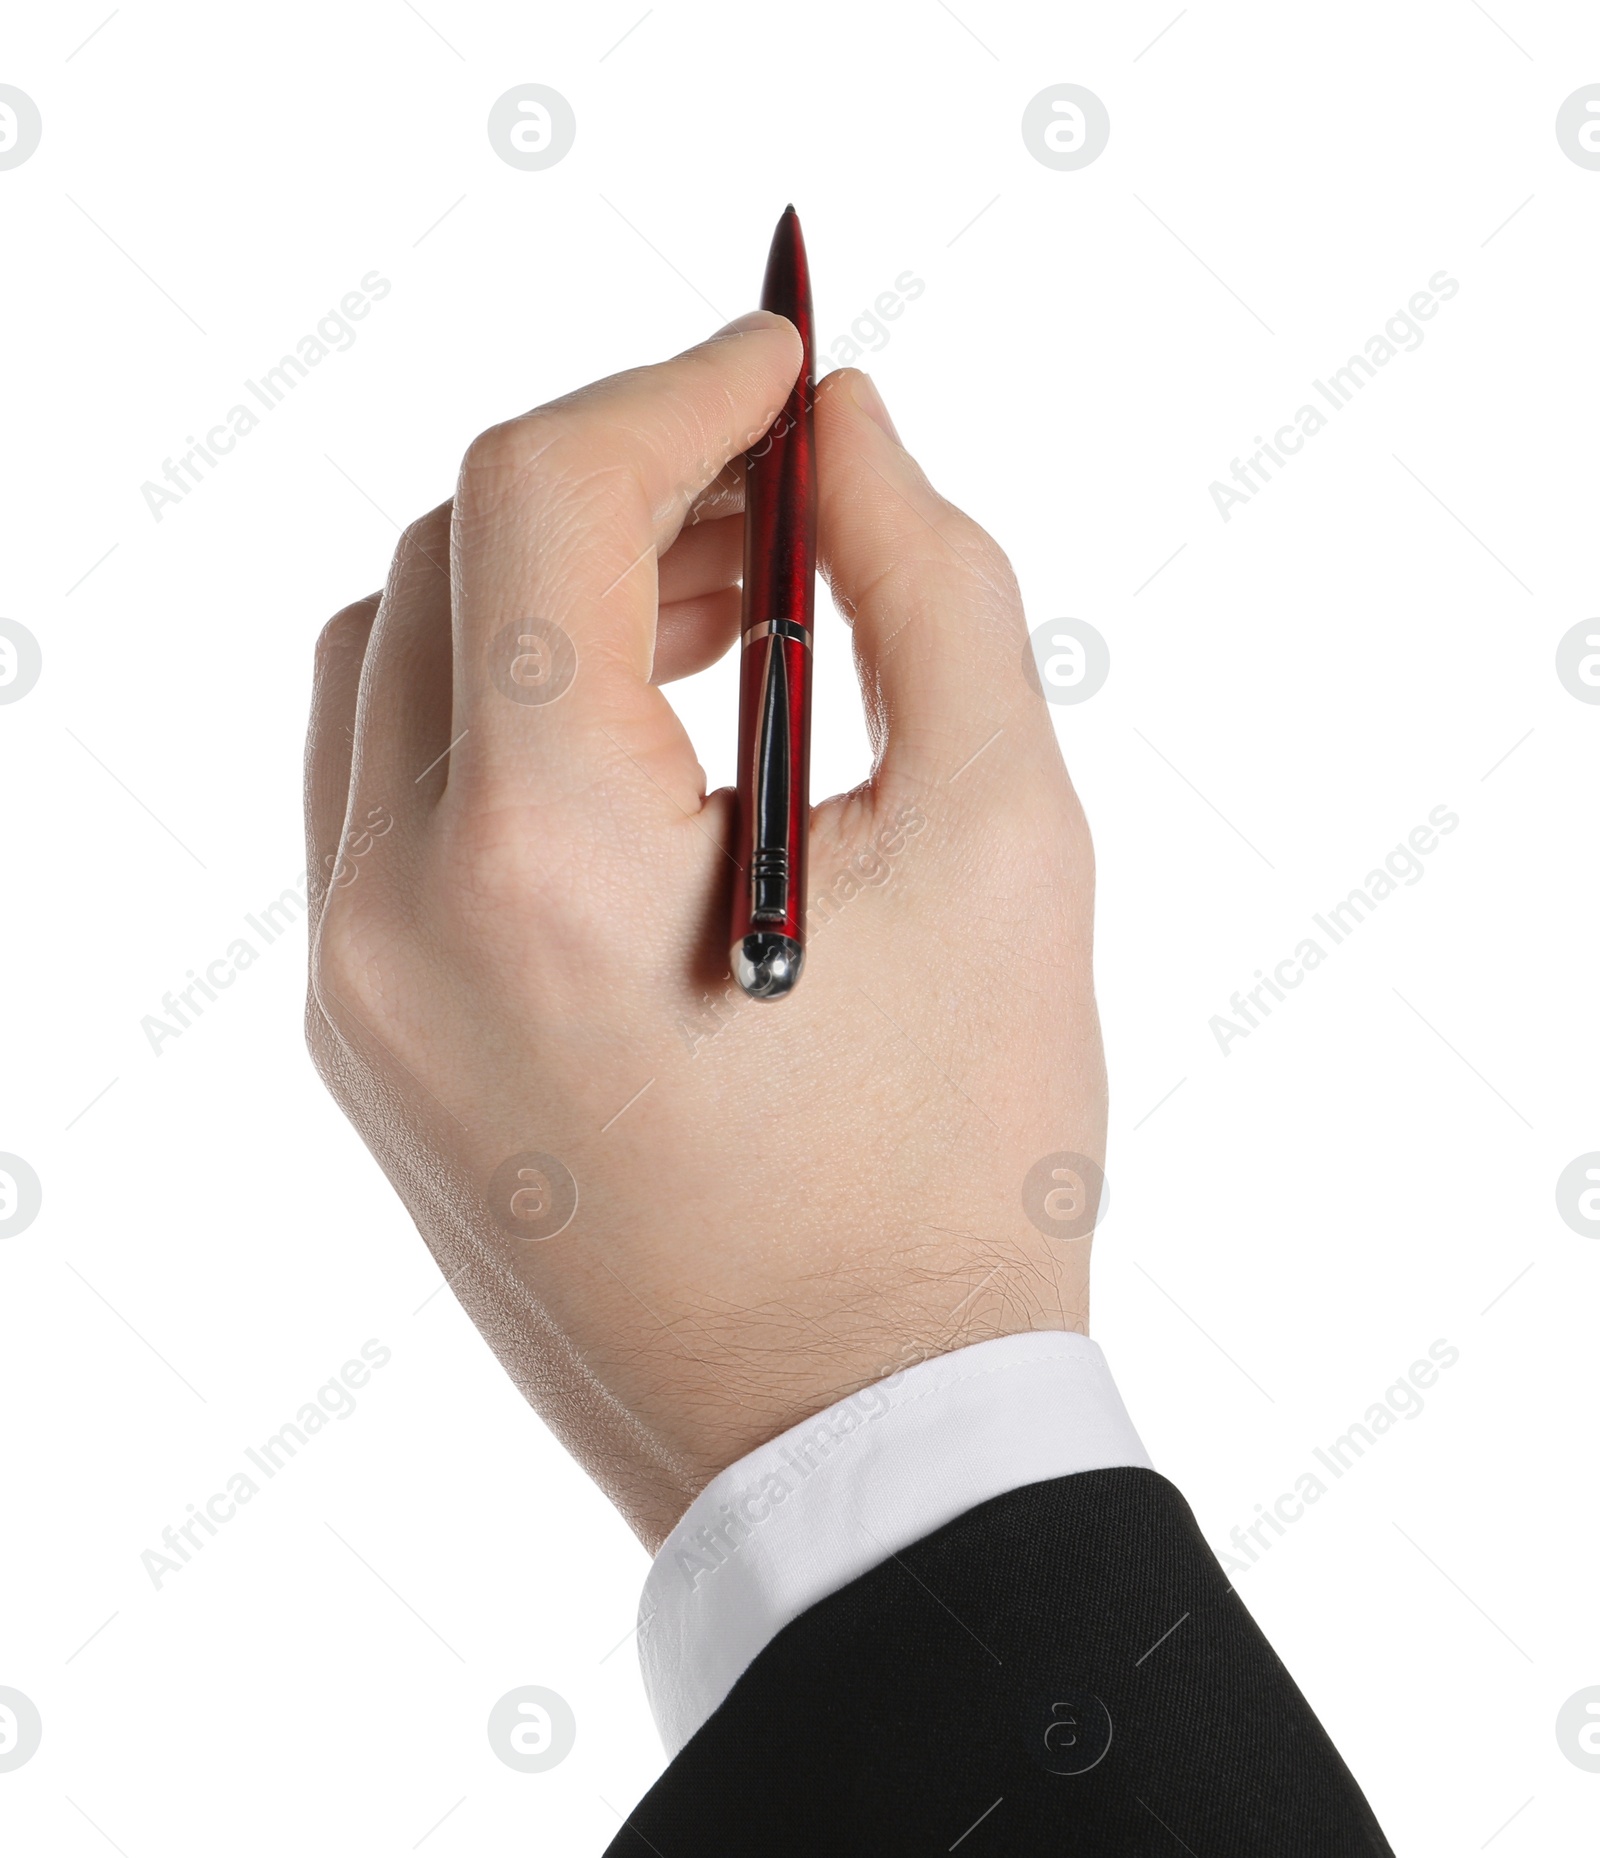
[606,1467,1393,1856]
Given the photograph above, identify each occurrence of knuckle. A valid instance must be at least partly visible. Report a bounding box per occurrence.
[314,596,378,668]
[460,411,570,504]
[307,901,379,1028]
[303,986,339,1080]
[937,504,1016,592]
[394,501,452,576]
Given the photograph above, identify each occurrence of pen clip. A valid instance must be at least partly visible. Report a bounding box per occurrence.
[749,631,790,922]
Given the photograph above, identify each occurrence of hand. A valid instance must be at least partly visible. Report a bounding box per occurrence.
[303,314,1105,1548]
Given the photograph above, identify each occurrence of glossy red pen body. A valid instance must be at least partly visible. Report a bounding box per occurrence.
[730,206,816,1000]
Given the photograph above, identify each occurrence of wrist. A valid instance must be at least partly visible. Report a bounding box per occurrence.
[591,1238,1091,1553]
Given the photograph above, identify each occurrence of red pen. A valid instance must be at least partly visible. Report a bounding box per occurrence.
[730,205,816,1000]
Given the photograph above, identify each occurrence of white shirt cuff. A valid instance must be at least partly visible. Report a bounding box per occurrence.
[636,1330,1152,1756]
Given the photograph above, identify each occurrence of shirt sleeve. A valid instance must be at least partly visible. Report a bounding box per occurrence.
[636,1330,1152,1755]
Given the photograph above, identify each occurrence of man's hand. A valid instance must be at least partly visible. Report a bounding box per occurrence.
[303,313,1104,1548]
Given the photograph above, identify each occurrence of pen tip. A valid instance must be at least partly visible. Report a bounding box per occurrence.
[760,204,811,331]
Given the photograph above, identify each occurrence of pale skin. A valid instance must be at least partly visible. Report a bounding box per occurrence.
[303,312,1105,1551]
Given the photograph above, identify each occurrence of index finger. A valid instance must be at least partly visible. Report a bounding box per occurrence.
[446,313,802,807]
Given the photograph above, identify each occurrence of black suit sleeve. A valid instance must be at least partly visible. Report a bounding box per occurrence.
[605,1467,1393,1856]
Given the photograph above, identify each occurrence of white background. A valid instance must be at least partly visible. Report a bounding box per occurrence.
[1,2,1596,1852]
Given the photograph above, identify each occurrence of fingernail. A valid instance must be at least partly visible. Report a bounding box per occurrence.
[849,371,902,446]
[711,310,784,339]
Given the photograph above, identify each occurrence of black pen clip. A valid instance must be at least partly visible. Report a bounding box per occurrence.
[749,631,790,923]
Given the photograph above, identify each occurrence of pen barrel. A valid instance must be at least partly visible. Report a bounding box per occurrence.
[739,374,816,635]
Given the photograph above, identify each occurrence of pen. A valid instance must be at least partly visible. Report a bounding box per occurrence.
[730,204,816,1000]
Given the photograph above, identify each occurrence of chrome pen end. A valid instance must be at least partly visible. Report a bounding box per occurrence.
[732,933,804,1001]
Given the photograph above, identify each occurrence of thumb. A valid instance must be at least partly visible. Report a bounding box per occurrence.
[814,368,1053,798]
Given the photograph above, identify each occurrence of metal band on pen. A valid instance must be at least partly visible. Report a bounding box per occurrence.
[741,618,812,649]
